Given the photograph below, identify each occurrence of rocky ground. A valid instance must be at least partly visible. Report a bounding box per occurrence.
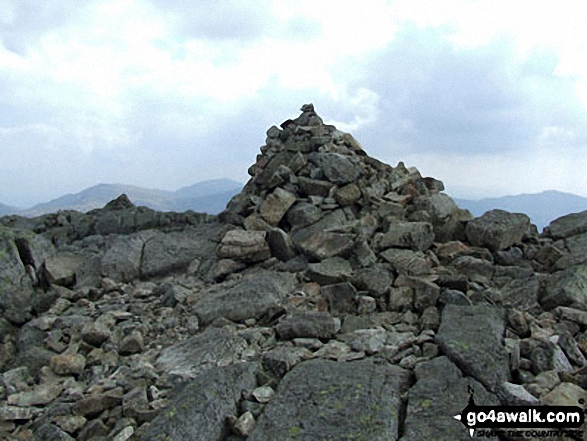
[2,104,587,440]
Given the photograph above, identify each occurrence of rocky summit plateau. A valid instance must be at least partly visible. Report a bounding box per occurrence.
[2,105,587,441]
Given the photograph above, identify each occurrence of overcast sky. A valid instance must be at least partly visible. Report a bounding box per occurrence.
[1,0,587,207]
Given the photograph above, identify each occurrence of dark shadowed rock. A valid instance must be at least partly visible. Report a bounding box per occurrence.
[306,257,352,285]
[103,194,134,211]
[465,209,531,251]
[143,363,258,441]
[249,359,410,441]
[316,153,360,185]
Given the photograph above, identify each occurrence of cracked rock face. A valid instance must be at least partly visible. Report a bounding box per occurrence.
[2,104,587,440]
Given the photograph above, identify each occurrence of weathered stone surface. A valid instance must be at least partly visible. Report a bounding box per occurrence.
[402,356,499,440]
[218,229,271,263]
[99,232,153,282]
[143,363,258,441]
[7,382,62,406]
[334,183,361,206]
[380,249,432,276]
[50,353,86,376]
[316,153,360,185]
[285,202,322,229]
[266,228,296,261]
[292,230,354,260]
[306,257,352,285]
[465,209,530,251]
[376,221,434,252]
[262,346,310,378]
[155,327,248,380]
[540,263,587,310]
[193,271,295,325]
[259,187,296,226]
[42,252,80,287]
[141,225,221,277]
[321,282,357,316]
[547,210,587,239]
[449,255,494,282]
[249,359,410,441]
[275,311,338,340]
[437,305,509,393]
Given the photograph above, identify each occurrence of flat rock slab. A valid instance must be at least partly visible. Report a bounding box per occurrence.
[436,305,509,393]
[401,356,499,440]
[140,224,221,278]
[155,328,248,381]
[193,271,296,325]
[143,363,258,441]
[465,209,530,251]
[249,359,410,441]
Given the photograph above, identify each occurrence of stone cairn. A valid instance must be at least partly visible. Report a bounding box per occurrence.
[1,104,587,440]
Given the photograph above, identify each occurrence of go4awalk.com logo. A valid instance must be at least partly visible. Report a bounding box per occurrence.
[454,387,584,438]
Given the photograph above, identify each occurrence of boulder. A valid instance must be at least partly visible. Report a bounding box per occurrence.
[217,229,271,264]
[465,209,531,251]
[193,271,295,325]
[249,359,410,441]
[259,187,296,226]
[437,305,509,393]
[547,210,587,239]
[143,363,258,441]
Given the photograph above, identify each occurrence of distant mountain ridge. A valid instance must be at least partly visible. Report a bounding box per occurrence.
[453,190,587,231]
[0,179,243,217]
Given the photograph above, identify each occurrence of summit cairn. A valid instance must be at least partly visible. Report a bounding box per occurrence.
[219,103,471,269]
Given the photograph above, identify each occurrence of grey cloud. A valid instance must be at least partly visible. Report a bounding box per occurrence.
[347,26,587,156]
[0,1,89,55]
[148,0,273,41]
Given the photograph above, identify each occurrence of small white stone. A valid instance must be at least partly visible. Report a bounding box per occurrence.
[252,386,275,403]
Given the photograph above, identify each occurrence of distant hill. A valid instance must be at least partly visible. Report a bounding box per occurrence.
[11,179,243,217]
[0,202,19,216]
[453,190,587,232]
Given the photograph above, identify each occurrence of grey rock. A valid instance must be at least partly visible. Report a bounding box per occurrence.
[32,423,76,441]
[306,257,352,285]
[42,252,80,287]
[380,248,432,276]
[353,240,377,267]
[193,271,295,325]
[317,153,360,185]
[465,209,530,251]
[261,346,310,378]
[352,266,392,297]
[526,339,573,375]
[402,356,499,440]
[321,282,357,316]
[7,382,62,406]
[155,328,248,380]
[388,286,414,311]
[285,202,322,229]
[547,210,587,239]
[266,228,296,261]
[449,255,494,282]
[557,331,586,366]
[556,232,587,268]
[540,263,587,310]
[502,382,539,405]
[345,327,387,354]
[436,305,509,393]
[376,221,434,252]
[297,176,335,197]
[143,363,259,441]
[99,232,154,282]
[259,187,297,226]
[439,289,471,306]
[275,311,337,340]
[411,193,460,226]
[292,230,354,260]
[141,225,221,277]
[218,229,271,264]
[249,359,410,441]
[556,306,587,326]
[334,183,361,205]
